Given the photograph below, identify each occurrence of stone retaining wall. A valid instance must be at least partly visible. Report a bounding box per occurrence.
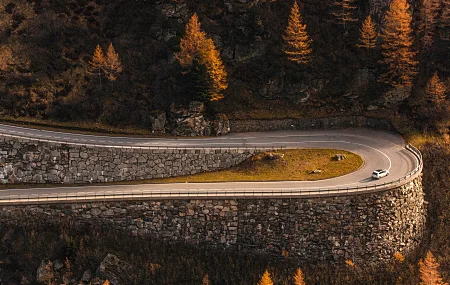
[0,177,426,265]
[230,116,396,133]
[0,136,259,184]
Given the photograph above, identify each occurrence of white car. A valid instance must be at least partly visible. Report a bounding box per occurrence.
[372,169,389,179]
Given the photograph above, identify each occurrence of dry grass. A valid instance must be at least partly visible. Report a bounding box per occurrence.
[153,149,363,183]
[0,116,158,137]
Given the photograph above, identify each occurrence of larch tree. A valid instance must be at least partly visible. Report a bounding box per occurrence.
[104,43,123,82]
[425,72,447,104]
[283,1,312,65]
[258,270,274,285]
[202,274,211,285]
[379,0,418,87]
[177,13,227,101]
[199,38,228,101]
[419,251,449,285]
[417,0,441,50]
[176,13,207,67]
[293,268,307,285]
[89,44,106,84]
[439,0,450,39]
[330,0,358,30]
[357,15,378,49]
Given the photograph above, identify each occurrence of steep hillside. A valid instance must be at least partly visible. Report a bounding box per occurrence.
[0,0,448,129]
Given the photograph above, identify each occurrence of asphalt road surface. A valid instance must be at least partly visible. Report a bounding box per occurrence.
[0,124,420,203]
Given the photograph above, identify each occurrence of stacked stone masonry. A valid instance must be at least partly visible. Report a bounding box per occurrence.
[230,116,396,133]
[0,136,260,184]
[0,177,426,265]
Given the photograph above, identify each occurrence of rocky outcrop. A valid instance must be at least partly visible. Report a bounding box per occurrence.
[149,110,166,133]
[170,101,210,136]
[379,86,412,107]
[169,102,230,136]
[2,177,426,265]
[257,77,328,102]
[97,254,134,285]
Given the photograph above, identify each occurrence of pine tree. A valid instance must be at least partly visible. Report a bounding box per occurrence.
[293,268,307,285]
[104,43,123,82]
[89,44,106,83]
[176,13,207,67]
[419,251,449,285]
[331,0,358,30]
[258,270,274,285]
[199,38,228,101]
[357,15,378,49]
[283,1,312,65]
[417,0,440,50]
[202,274,211,285]
[425,72,447,104]
[379,0,418,87]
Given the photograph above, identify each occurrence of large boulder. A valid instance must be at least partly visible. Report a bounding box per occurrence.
[149,110,166,133]
[379,86,412,107]
[170,101,210,136]
[96,254,134,285]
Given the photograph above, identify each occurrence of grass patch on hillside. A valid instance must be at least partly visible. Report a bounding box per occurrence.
[0,115,156,137]
[153,149,363,183]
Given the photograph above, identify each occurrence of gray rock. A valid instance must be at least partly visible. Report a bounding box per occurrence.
[366,105,379,111]
[150,111,166,133]
[97,254,133,285]
[380,86,412,107]
[53,259,64,271]
[81,269,92,282]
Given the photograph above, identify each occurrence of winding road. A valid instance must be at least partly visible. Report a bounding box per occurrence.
[0,124,421,203]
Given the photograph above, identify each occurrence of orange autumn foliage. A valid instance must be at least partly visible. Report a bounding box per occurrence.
[89,44,106,78]
[283,1,312,64]
[419,251,448,285]
[293,268,307,285]
[177,13,227,101]
[176,13,207,68]
[379,0,418,87]
[104,43,123,81]
[357,15,377,49]
[198,38,227,101]
[258,270,274,285]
